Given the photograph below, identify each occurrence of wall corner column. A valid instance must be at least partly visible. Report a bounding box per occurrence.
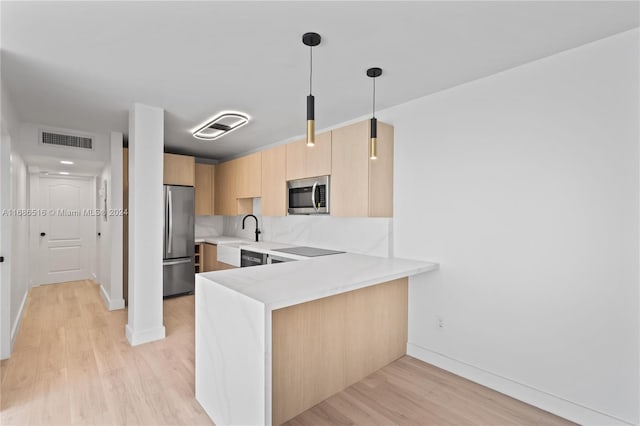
[125,103,165,345]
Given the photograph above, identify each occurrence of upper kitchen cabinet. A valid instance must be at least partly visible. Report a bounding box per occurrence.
[236,152,262,198]
[214,160,237,216]
[285,131,331,180]
[331,120,393,217]
[214,152,261,216]
[164,153,195,186]
[261,145,287,216]
[195,163,215,216]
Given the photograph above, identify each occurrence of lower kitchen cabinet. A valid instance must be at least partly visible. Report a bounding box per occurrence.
[195,243,203,273]
[203,243,218,272]
[202,243,238,272]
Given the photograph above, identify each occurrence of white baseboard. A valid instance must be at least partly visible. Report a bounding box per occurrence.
[125,324,166,346]
[10,289,28,350]
[99,284,125,311]
[407,343,633,426]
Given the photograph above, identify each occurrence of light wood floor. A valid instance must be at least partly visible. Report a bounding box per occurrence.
[285,356,574,426]
[1,280,213,425]
[1,280,574,426]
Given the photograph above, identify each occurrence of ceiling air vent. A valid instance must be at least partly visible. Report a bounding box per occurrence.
[41,131,93,150]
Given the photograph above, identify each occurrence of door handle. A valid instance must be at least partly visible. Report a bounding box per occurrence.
[168,188,173,254]
[40,232,46,237]
[163,258,191,266]
[311,181,318,212]
[0,256,4,263]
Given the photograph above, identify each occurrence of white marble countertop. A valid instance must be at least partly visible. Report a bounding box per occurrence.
[198,253,438,310]
[195,235,250,244]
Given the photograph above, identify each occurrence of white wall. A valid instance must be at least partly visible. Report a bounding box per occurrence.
[379,29,639,425]
[16,122,109,163]
[1,79,29,360]
[0,80,20,359]
[9,151,28,350]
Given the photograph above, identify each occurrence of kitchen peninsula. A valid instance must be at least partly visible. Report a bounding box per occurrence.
[195,252,438,425]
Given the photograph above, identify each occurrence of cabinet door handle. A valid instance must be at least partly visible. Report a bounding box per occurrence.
[40,232,46,237]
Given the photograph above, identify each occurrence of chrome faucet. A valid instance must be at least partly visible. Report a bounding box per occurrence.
[242,214,261,242]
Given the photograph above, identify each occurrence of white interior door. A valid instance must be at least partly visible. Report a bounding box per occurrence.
[37,176,93,285]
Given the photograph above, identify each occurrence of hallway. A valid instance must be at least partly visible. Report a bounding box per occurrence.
[0,280,212,425]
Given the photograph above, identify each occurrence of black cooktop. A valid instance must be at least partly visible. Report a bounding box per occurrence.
[273,246,345,257]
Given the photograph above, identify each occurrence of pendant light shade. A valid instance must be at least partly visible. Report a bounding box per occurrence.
[303,32,321,146]
[367,67,382,159]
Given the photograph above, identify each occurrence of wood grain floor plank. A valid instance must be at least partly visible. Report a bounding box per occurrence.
[1,280,212,426]
[286,356,575,426]
[3,279,574,426]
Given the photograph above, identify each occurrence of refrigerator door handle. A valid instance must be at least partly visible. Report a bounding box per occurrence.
[168,187,173,254]
[163,258,191,266]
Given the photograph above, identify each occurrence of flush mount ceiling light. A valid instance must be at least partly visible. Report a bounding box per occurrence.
[367,67,383,160]
[60,160,74,165]
[302,32,321,147]
[192,112,250,141]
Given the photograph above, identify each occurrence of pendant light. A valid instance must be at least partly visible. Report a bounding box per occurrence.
[303,32,321,146]
[367,67,382,159]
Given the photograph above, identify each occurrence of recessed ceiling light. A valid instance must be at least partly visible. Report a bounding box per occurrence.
[59,172,70,175]
[192,112,250,141]
[60,160,74,165]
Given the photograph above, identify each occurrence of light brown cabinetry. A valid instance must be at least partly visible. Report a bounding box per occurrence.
[214,161,236,216]
[203,243,218,272]
[261,145,287,216]
[164,153,195,186]
[195,163,215,216]
[210,120,393,218]
[272,278,408,425]
[236,152,262,198]
[330,120,393,217]
[214,153,261,216]
[285,131,331,180]
[200,243,238,272]
[195,243,203,273]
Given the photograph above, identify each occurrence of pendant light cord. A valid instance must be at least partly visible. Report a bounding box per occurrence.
[309,46,313,95]
[372,76,376,118]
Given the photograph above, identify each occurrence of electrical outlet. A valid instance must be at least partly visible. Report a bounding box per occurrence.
[436,316,445,329]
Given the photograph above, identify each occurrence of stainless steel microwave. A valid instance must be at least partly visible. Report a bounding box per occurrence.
[287,175,330,215]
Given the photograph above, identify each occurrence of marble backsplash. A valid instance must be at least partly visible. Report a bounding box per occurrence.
[219,200,393,257]
[195,215,224,237]
[196,200,393,257]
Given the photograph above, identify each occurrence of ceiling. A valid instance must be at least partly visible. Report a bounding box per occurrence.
[2,1,638,161]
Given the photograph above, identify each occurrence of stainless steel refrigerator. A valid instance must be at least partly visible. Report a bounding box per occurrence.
[163,185,195,297]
